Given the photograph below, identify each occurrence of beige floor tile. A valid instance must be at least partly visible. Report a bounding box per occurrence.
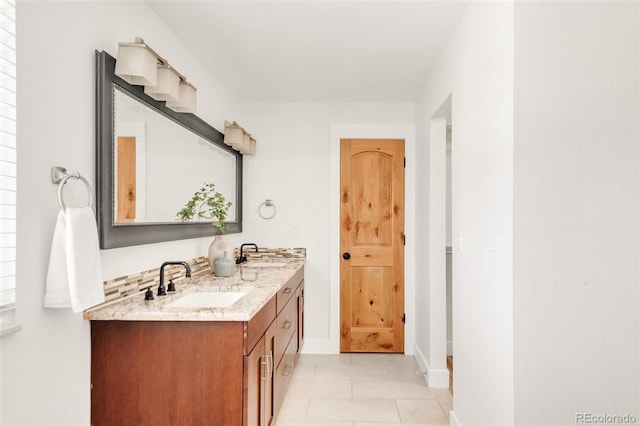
[355,424,430,426]
[276,422,353,426]
[433,388,453,415]
[277,396,310,422]
[287,378,314,398]
[385,357,427,385]
[352,378,434,399]
[291,363,317,380]
[297,353,352,366]
[306,398,400,423]
[288,378,352,398]
[351,353,416,367]
[278,354,454,425]
[310,378,353,398]
[396,399,448,424]
[315,362,390,380]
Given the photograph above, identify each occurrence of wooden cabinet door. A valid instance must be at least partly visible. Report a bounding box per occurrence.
[244,321,276,426]
[262,321,276,426]
[244,334,264,426]
[297,281,304,353]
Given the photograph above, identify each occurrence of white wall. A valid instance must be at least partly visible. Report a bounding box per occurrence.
[2,2,239,425]
[513,2,640,423]
[415,2,514,424]
[235,103,415,350]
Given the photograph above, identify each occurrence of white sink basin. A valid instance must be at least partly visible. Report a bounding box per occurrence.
[245,262,288,268]
[164,291,246,308]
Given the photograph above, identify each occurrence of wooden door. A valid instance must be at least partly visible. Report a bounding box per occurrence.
[340,139,405,353]
[116,136,136,223]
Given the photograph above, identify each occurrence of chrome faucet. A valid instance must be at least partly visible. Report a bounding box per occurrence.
[236,243,259,264]
[158,261,192,296]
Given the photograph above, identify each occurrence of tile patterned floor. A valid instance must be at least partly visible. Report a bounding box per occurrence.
[275,354,453,426]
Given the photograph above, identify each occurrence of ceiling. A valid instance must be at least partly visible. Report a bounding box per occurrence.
[146,1,470,103]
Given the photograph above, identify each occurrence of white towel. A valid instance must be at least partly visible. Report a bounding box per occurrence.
[44,207,105,312]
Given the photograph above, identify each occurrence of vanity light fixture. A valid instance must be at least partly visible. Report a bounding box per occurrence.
[114,39,157,86]
[241,131,251,153]
[247,136,257,155]
[115,37,197,113]
[166,81,197,113]
[223,121,257,155]
[224,121,244,149]
[144,64,180,102]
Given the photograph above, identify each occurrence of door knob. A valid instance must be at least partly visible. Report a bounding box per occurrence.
[343,252,351,260]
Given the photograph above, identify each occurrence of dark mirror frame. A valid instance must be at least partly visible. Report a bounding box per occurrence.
[95,50,242,249]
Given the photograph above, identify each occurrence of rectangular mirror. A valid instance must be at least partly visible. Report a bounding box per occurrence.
[96,51,242,249]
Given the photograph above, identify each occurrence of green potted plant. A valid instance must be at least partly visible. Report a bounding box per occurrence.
[177,183,234,275]
[176,183,232,231]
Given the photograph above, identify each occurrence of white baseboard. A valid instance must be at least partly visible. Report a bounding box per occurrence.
[412,342,449,388]
[450,410,461,426]
[300,337,338,354]
[412,342,429,385]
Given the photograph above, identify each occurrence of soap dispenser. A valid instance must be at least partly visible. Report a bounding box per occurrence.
[214,252,236,277]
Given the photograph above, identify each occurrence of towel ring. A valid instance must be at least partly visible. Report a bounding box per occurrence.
[52,167,93,209]
[258,199,276,220]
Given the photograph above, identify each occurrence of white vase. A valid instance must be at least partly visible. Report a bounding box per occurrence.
[208,234,235,275]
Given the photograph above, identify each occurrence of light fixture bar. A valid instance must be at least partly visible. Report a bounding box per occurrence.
[115,37,197,113]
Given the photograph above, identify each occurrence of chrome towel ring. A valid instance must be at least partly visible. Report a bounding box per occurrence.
[51,166,94,209]
[258,199,276,220]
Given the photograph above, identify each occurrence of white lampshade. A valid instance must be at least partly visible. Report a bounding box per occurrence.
[144,65,180,101]
[239,136,256,155]
[224,122,244,149]
[239,132,253,154]
[115,42,158,86]
[166,81,197,113]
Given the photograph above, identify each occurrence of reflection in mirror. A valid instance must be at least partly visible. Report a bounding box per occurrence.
[113,88,237,224]
[96,50,242,249]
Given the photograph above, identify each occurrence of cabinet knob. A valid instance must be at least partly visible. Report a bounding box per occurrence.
[343,252,351,260]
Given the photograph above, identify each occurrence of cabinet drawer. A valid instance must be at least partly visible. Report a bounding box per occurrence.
[274,296,297,366]
[276,283,296,313]
[274,332,297,417]
[244,296,276,355]
[276,267,304,313]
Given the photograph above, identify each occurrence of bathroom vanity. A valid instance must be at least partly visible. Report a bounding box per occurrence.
[85,261,304,426]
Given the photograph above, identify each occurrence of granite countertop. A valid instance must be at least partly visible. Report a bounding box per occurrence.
[83,259,305,322]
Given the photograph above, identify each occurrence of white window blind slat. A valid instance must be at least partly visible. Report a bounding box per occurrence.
[0,0,17,336]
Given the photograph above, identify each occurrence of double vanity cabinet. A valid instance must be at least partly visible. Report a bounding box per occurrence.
[86,263,304,426]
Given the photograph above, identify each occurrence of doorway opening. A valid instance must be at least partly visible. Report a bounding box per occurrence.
[427,94,453,394]
[446,124,453,393]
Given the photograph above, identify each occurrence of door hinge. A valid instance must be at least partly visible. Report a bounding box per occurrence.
[402,313,406,324]
[402,234,406,245]
[404,157,406,168]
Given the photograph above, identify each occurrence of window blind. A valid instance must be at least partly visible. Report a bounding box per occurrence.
[0,0,18,336]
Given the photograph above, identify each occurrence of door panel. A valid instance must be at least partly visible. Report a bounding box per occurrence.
[116,136,136,223]
[340,139,405,353]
